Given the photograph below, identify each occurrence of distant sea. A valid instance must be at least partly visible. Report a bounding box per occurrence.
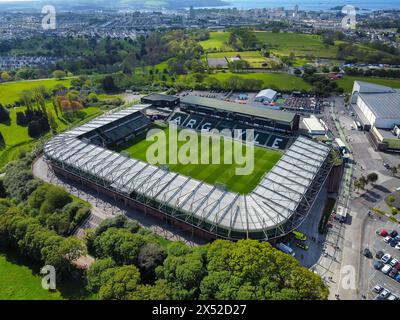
[197,0,400,11]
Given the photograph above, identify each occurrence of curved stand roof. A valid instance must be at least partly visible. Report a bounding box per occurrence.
[44,105,332,240]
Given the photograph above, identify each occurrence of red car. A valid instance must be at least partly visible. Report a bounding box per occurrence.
[380,229,389,237]
[394,262,400,271]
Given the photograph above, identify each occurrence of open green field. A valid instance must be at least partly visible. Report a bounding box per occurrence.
[254,31,340,59]
[199,32,232,51]
[0,78,72,105]
[207,51,270,68]
[0,249,94,300]
[115,127,282,194]
[338,76,400,92]
[0,104,102,169]
[208,72,312,91]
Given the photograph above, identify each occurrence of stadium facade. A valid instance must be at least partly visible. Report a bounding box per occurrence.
[44,96,333,241]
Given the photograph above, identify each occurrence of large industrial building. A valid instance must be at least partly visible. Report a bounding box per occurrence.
[44,95,333,241]
[351,81,400,130]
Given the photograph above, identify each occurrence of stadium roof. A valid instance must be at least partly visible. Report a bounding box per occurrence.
[181,96,296,123]
[142,93,180,102]
[44,106,331,239]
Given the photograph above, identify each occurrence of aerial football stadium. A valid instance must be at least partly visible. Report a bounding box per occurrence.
[44,94,333,241]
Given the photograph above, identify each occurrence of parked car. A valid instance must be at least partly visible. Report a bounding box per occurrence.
[376,250,385,259]
[363,248,372,258]
[372,285,383,293]
[378,289,391,299]
[389,238,398,247]
[380,229,389,237]
[295,242,309,251]
[384,236,391,244]
[382,253,392,263]
[382,264,392,274]
[395,243,400,250]
[396,274,400,283]
[390,258,399,267]
[374,260,384,270]
[395,235,400,242]
[387,294,399,301]
[394,262,400,271]
[389,268,398,278]
[390,230,399,238]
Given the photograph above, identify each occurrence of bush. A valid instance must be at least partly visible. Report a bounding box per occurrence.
[388,195,396,204]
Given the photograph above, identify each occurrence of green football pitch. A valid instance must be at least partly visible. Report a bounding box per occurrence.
[115,127,283,194]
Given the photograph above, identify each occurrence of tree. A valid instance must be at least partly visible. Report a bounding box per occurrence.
[101,76,117,92]
[16,112,27,126]
[353,180,361,192]
[138,243,166,283]
[367,172,379,184]
[0,105,10,124]
[1,71,11,81]
[59,237,86,264]
[0,131,5,149]
[391,166,398,176]
[39,185,72,215]
[358,176,368,190]
[130,279,172,300]
[228,60,250,73]
[0,179,6,198]
[88,93,98,103]
[53,70,67,80]
[47,112,58,134]
[87,258,117,292]
[392,207,398,216]
[93,228,145,265]
[98,265,141,300]
[199,240,329,300]
[19,90,34,109]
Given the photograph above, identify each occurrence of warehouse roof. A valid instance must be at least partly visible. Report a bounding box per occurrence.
[355,81,396,94]
[359,90,400,119]
[181,96,296,123]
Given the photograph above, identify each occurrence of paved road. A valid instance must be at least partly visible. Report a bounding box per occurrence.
[33,156,206,246]
[325,97,400,300]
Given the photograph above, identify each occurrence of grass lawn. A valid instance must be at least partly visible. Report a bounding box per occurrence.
[338,76,400,92]
[0,78,122,170]
[115,127,282,194]
[0,249,94,300]
[0,78,72,105]
[254,31,339,60]
[199,32,233,51]
[207,72,312,91]
[0,105,102,169]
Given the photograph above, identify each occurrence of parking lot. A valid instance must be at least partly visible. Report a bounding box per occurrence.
[364,222,400,300]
